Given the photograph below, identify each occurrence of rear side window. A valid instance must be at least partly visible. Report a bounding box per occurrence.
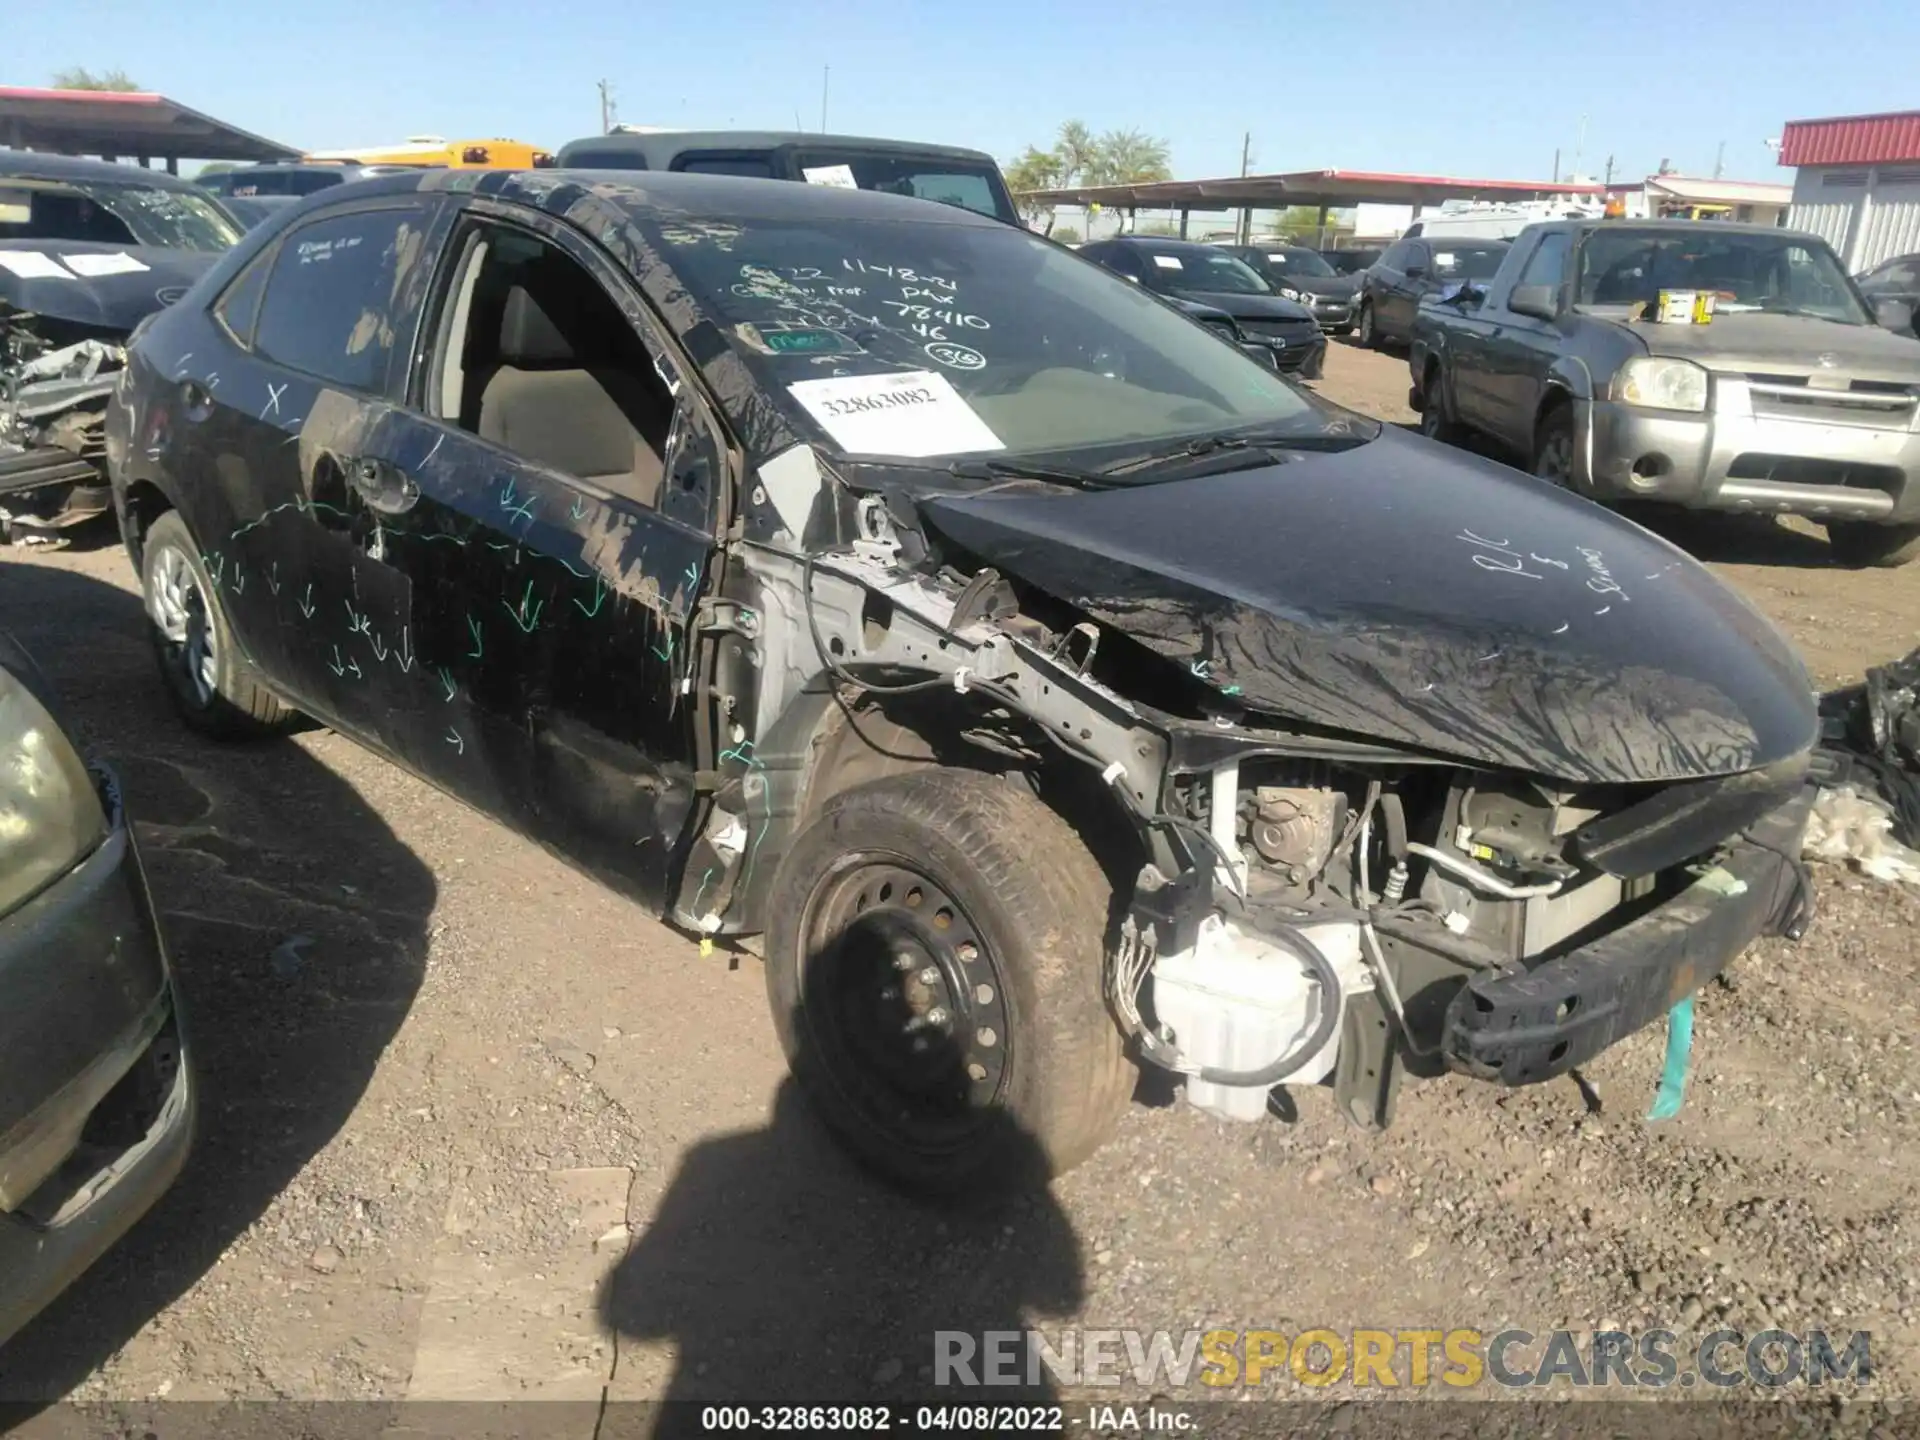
[561,148,649,170]
[674,153,775,178]
[253,207,429,392]
[213,244,275,346]
[284,170,346,196]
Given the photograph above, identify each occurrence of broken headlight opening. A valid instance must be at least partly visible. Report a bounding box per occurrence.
[0,306,125,550]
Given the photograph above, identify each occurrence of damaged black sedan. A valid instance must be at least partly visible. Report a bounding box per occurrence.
[2,152,240,547]
[107,170,1817,1192]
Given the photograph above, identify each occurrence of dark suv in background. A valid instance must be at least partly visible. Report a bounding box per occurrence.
[1079,236,1327,376]
[1356,235,1508,348]
[1215,243,1359,333]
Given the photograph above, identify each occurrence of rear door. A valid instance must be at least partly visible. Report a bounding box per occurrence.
[1383,241,1429,338]
[1366,240,1410,333]
[179,196,449,737]
[342,199,726,908]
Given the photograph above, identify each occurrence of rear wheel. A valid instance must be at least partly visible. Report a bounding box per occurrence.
[141,510,296,737]
[1828,520,1920,568]
[1531,406,1578,489]
[1357,300,1380,350]
[764,769,1132,1195]
[1419,367,1462,444]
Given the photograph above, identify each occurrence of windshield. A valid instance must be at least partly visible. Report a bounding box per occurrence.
[646,214,1328,462]
[1266,248,1336,278]
[1429,244,1507,281]
[1322,250,1378,274]
[7,179,243,252]
[1138,246,1272,295]
[791,150,1018,226]
[1574,228,1869,322]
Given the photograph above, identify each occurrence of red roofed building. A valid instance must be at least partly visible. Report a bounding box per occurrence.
[1779,109,1920,271]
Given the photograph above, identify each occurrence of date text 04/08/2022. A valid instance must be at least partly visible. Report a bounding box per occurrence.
[696,1402,1192,1432]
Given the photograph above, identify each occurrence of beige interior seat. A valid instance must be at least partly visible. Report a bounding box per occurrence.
[475,284,666,505]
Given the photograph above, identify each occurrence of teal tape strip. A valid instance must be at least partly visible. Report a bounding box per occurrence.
[1645,995,1696,1122]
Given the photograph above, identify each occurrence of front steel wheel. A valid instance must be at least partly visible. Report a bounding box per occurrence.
[764,769,1131,1195]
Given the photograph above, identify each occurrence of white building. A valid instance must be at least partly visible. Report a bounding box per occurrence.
[1779,109,1920,271]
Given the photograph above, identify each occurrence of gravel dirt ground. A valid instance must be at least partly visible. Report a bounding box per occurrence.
[3,339,1919,1429]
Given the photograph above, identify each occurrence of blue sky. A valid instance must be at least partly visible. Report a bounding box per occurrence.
[10,0,1918,184]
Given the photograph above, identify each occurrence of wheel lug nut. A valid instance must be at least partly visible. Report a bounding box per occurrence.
[926,1007,950,1027]
[894,952,917,971]
[918,966,940,986]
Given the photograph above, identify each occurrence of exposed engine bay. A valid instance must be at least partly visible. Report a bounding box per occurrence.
[711,479,1816,1133]
[0,307,124,549]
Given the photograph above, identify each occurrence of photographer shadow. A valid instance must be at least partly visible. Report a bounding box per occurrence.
[598,1064,1085,1436]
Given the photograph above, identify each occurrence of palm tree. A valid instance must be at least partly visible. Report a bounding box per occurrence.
[1055,120,1101,189]
[1098,129,1173,185]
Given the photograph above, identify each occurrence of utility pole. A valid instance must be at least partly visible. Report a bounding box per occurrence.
[1553,148,1560,183]
[1604,153,1615,186]
[1574,113,1587,177]
[1713,140,1726,179]
[820,66,830,132]
[1238,130,1252,243]
[597,79,616,134]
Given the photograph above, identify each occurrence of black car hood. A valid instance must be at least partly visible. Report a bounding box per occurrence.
[1167,288,1316,323]
[1284,273,1359,301]
[0,241,215,333]
[918,427,1816,785]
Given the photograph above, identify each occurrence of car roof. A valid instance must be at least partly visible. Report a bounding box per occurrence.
[557,129,998,166]
[1106,235,1231,252]
[277,166,1011,230]
[0,148,206,193]
[1541,217,1820,243]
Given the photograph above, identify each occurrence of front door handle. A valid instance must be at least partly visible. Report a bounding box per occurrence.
[348,457,419,515]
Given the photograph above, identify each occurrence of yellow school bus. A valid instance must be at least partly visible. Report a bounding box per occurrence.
[301,135,554,169]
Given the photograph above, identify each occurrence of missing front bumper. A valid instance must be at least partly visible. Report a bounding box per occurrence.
[1440,784,1815,1086]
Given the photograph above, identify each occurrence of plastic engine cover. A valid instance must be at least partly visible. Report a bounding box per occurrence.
[1150,916,1368,1122]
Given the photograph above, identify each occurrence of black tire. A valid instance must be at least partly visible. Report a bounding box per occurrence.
[1356,299,1380,350]
[1531,404,1578,489]
[764,768,1131,1196]
[1419,367,1462,444]
[140,510,296,737]
[1828,520,1920,569]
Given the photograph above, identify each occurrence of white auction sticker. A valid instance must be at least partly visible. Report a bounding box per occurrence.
[802,164,858,189]
[788,369,1003,458]
[62,251,151,277]
[1151,254,1183,269]
[0,250,75,280]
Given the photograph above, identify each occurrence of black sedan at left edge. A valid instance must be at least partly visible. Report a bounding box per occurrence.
[1,151,244,549]
[0,631,193,1350]
[1078,235,1327,377]
[1215,242,1359,333]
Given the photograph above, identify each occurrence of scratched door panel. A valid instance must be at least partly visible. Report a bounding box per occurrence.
[159,346,291,687]
[196,201,447,726]
[366,419,710,907]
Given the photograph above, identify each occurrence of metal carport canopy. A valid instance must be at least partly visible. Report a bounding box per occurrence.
[1021,168,1609,211]
[0,87,299,165]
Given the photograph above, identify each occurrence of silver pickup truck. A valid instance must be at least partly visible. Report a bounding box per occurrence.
[1409,218,1920,566]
